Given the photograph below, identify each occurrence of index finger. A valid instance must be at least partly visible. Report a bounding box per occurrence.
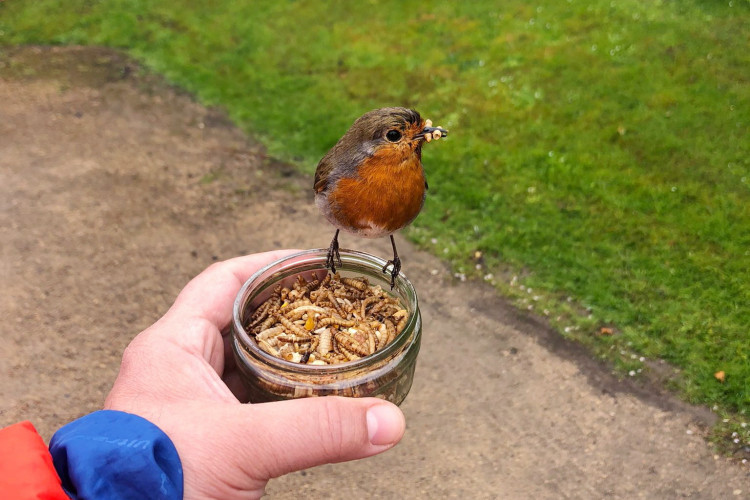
[166,250,301,330]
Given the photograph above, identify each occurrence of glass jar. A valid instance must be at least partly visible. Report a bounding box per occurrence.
[231,249,422,405]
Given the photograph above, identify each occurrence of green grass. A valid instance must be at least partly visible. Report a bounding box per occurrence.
[2,1,748,433]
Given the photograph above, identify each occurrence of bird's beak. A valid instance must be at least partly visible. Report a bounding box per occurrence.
[413,121,449,143]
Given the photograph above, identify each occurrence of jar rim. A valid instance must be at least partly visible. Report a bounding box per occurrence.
[232,248,420,374]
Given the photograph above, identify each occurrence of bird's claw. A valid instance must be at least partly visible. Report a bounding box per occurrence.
[382,257,401,290]
[326,236,342,274]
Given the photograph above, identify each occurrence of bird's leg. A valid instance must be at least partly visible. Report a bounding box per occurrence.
[326,229,342,274]
[382,234,402,289]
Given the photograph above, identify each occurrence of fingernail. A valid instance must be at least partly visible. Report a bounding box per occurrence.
[366,404,405,446]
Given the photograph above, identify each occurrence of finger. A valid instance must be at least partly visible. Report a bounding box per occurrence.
[166,250,301,331]
[226,397,405,480]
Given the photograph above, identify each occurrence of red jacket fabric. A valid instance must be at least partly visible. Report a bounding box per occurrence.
[0,421,68,499]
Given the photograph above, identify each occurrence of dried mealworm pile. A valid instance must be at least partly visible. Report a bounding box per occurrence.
[244,272,408,364]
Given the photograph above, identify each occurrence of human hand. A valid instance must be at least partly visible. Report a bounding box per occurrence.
[104,251,406,499]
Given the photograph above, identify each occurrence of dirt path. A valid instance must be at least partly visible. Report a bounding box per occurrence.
[1,46,747,499]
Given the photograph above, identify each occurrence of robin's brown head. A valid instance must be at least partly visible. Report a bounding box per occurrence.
[343,107,447,156]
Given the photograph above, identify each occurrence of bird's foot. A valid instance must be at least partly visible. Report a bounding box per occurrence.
[382,256,401,290]
[326,232,342,274]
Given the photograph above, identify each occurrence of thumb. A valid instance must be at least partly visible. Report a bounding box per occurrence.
[229,397,405,480]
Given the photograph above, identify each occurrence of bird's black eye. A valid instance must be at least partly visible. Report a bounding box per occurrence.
[385,129,402,142]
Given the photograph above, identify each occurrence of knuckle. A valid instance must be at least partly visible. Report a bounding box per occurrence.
[117,335,154,378]
[119,337,144,369]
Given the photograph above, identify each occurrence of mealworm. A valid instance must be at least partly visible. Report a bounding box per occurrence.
[338,344,361,362]
[301,276,321,295]
[283,299,313,310]
[376,323,388,350]
[368,300,387,317]
[366,327,377,355]
[317,328,332,356]
[327,289,347,318]
[284,305,326,320]
[395,315,408,335]
[341,277,369,291]
[276,334,313,343]
[258,339,279,357]
[278,315,310,338]
[257,313,279,333]
[359,295,379,319]
[248,300,272,324]
[334,286,367,300]
[256,326,284,341]
[318,317,356,329]
[335,331,370,357]
[384,319,396,346]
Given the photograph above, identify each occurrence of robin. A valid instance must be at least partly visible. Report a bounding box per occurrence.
[313,107,448,288]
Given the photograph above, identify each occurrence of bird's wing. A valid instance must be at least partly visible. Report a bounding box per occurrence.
[314,152,335,193]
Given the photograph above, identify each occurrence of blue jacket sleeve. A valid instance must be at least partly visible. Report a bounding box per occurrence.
[49,410,183,499]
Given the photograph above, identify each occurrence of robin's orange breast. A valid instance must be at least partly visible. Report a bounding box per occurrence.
[328,153,426,238]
